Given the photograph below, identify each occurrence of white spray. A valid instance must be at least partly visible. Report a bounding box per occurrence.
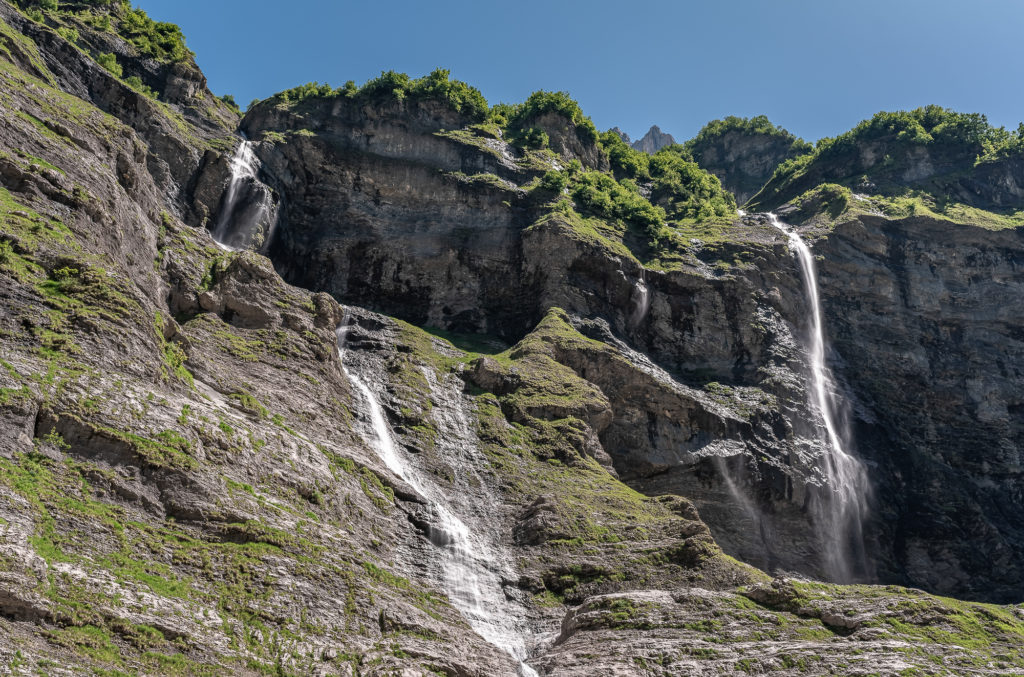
[336,318,539,676]
[768,213,868,582]
[630,269,651,327]
[212,137,276,252]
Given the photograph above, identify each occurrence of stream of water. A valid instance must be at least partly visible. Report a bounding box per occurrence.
[336,318,538,676]
[768,213,869,582]
[211,137,276,251]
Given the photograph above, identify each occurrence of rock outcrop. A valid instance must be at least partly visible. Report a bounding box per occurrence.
[685,115,812,204]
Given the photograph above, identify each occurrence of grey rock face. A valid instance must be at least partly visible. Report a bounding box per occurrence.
[689,129,808,204]
[242,86,1024,603]
[2,5,1024,674]
[815,215,1024,602]
[535,582,1024,675]
[631,124,676,154]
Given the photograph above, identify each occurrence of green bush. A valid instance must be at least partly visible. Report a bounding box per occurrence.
[582,132,736,222]
[540,170,568,193]
[95,52,122,78]
[761,105,1024,201]
[117,6,191,62]
[813,105,1017,164]
[685,115,812,156]
[124,75,156,99]
[520,127,549,149]
[273,81,337,103]
[269,69,488,120]
[649,147,736,220]
[600,130,650,180]
[504,90,599,145]
[219,94,241,113]
[56,26,78,42]
[572,171,665,234]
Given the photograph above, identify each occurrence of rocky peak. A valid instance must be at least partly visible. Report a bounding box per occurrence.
[609,126,631,145]
[631,124,676,153]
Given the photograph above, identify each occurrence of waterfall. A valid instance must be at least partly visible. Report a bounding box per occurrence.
[630,269,651,326]
[768,213,869,582]
[336,317,539,677]
[211,137,277,252]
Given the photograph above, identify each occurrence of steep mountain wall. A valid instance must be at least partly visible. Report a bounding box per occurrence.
[1,2,1024,674]
[816,214,1024,601]
[239,92,1024,602]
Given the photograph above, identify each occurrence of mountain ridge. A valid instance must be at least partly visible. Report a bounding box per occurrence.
[611,124,677,154]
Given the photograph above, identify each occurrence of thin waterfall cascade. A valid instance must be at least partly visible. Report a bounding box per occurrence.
[212,137,278,252]
[767,213,869,582]
[336,318,539,677]
[630,269,651,326]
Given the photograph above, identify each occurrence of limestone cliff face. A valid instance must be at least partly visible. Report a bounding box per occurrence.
[239,92,1024,603]
[688,128,808,205]
[814,214,1024,601]
[2,3,1024,674]
[241,95,861,587]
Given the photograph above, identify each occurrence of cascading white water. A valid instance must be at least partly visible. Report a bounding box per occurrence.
[211,137,276,251]
[768,213,868,582]
[630,270,651,326]
[336,318,538,676]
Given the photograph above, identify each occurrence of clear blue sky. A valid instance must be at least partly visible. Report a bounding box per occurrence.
[136,0,1024,143]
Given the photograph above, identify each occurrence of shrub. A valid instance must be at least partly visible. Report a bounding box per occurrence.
[124,75,156,99]
[685,115,812,156]
[505,90,599,145]
[269,69,488,121]
[56,26,78,42]
[762,105,1024,199]
[649,147,737,220]
[540,170,568,193]
[572,171,665,233]
[117,6,191,62]
[273,81,337,103]
[95,52,122,78]
[219,94,241,113]
[600,130,650,180]
[520,127,549,149]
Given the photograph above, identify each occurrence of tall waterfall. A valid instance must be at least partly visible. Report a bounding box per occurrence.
[211,137,277,252]
[336,318,538,676]
[768,213,869,582]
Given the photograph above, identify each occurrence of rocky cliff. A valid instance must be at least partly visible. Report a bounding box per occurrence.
[1,2,1023,675]
[684,115,812,205]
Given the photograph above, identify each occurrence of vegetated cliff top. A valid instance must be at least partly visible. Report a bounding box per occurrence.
[7,0,239,125]
[749,105,1024,221]
[683,115,812,206]
[249,70,741,269]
